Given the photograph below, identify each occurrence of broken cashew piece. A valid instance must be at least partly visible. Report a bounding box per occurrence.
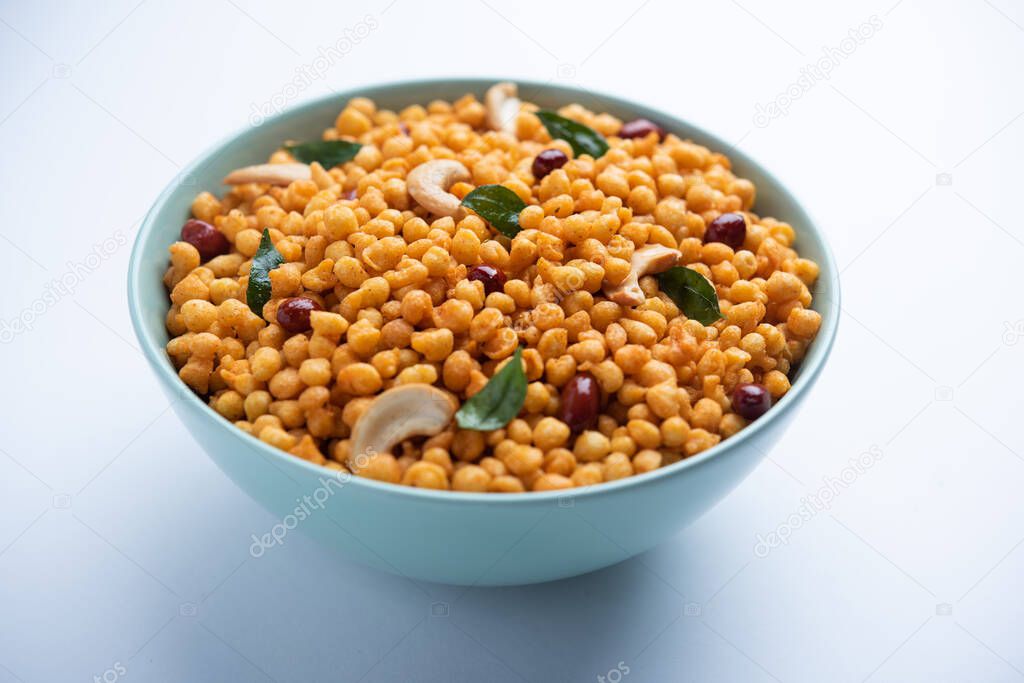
[406,159,470,217]
[350,385,457,464]
[604,244,682,306]
[485,81,521,135]
[223,163,311,186]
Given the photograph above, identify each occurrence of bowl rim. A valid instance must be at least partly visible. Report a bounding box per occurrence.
[127,77,840,505]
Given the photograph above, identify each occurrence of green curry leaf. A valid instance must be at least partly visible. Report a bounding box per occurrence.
[535,110,609,159]
[285,140,362,168]
[455,346,527,431]
[246,228,284,316]
[460,184,527,238]
[657,266,723,325]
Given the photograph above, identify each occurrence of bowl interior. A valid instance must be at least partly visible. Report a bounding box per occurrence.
[128,78,840,502]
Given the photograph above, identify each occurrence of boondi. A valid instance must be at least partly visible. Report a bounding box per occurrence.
[163,82,822,493]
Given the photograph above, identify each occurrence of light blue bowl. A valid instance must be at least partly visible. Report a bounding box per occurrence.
[128,78,839,586]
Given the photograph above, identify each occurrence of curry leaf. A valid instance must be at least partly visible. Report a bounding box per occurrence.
[658,266,723,325]
[455,346,527,431]
[246,228,284,316]
[535,110,609,159]
[285,140,361,168]
[460,184,526,238]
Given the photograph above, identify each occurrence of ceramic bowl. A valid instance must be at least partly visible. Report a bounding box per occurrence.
[128,78,839,586]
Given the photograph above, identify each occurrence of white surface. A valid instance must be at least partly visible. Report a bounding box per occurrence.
[1,0,1021,681]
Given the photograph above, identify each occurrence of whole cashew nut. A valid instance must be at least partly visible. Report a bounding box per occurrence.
[604,244,682,306]
[350,385,457,462]
[406,159,471,217]
[485,82,521,136]
[223,163,311,186]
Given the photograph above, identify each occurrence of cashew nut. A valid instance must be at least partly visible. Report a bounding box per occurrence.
[485,81,521,135]
[604,244,682,306]
[350,385,457,461]
[406,159,470,217]
[223,163,311,186]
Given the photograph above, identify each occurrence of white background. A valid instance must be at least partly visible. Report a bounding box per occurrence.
[1,0,1022,681]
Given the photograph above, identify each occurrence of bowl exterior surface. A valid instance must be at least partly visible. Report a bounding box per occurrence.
[129,79,839,586]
